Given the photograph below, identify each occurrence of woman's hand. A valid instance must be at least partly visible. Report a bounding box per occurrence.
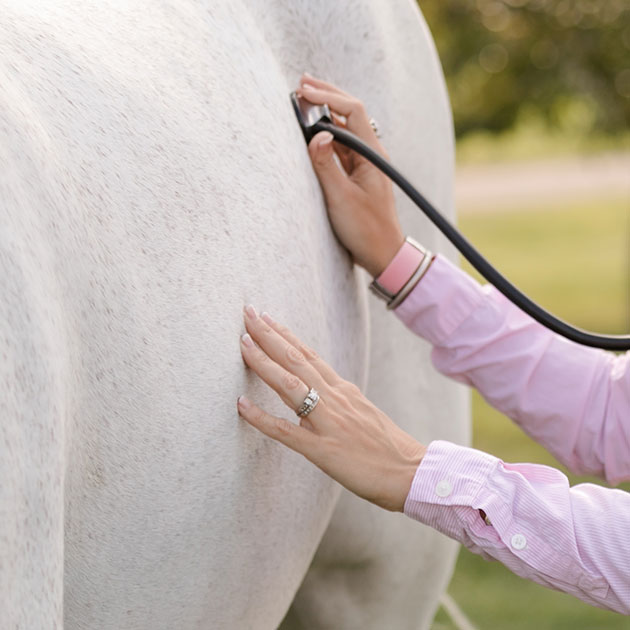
[296,73,405,279]
[237,304,426,512]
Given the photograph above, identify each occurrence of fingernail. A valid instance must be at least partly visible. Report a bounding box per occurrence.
[241,333,254,347]
[237,395,251,409]
[244,304,258,320]
[303,71,314,79]
[319,131,333,146]
[261,311,273,325]
[301,83,316,91]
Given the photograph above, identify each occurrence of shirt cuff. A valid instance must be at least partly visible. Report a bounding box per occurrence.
[403,441,610,600]
[392,254,487,347]
[403,440,500,540]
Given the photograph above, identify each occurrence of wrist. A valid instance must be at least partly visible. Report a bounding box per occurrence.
[394,442,426,512]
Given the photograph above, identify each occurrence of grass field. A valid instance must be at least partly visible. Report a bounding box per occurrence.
[431,195,629,629]
[456,125,630,166]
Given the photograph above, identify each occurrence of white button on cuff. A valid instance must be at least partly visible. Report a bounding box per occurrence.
[511,533,527,550]
[435,480,453,498]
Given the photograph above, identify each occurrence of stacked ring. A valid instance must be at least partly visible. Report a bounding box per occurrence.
[296,387,320,417]
[369,117,381,138]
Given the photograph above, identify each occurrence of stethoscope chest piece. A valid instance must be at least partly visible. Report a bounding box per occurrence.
[290,92,332,143]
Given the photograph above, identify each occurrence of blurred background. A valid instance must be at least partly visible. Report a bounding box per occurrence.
[416,1,630,628]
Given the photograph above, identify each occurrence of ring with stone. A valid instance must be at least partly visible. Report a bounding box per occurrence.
[369,117,381,138]
[296,387,320,417]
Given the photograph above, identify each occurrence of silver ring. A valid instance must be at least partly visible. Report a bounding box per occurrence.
[369,117,381,138]
[296,387,320,417]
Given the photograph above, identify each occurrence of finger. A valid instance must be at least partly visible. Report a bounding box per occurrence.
[299,415,316,432]
[240,331,312,414]
[307,131,357,207]
[243,306,329,389]
[330,112,354,173]
[258,310,345,388]
[308,131,368,207]
[295,84,379,150]
[237,395,319,458]
[300,73,352,98]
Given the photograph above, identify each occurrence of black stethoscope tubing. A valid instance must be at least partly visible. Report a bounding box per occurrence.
[291,92,630,351]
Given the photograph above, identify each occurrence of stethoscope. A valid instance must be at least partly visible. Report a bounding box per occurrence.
[290,92,630,351]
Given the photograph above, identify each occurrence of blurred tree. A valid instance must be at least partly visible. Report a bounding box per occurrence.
[419,0,630,139]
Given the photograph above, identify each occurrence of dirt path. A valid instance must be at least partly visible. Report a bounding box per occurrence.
[456,151,630,213]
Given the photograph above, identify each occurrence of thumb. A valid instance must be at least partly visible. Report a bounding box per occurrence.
[307,131,351,204]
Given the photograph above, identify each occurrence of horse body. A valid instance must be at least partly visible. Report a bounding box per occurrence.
[0,1,468,628]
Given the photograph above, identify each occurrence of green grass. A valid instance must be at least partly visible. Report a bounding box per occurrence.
[461,197,629,344]
[432,196,630,629]
[456,123,630,166]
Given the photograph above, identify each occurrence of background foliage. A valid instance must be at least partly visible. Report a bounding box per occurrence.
[420,0,630,139]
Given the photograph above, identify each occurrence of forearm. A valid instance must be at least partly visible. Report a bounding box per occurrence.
[404,441,630,614]
[388,252,630,483]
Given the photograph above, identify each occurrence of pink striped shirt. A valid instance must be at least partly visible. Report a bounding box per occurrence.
[392,254,630,614]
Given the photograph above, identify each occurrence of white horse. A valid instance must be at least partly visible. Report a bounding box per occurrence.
[0,1,469,628]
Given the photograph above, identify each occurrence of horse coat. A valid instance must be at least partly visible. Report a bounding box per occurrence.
[0,1,470,628]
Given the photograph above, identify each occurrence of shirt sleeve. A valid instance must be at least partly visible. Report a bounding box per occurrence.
[391,254,630,612]
[393,254,630,484]
[404,440,630,614]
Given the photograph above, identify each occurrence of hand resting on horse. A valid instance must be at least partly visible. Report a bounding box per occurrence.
[237,304,426,513]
